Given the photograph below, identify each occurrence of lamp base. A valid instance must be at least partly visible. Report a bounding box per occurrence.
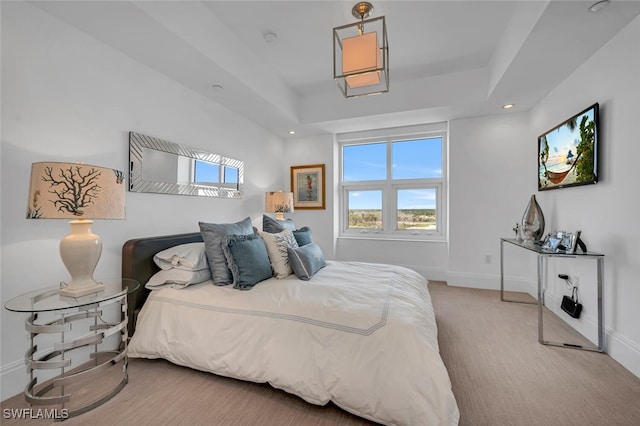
[59,219,103,297]
[59,280,104,297]
[275,212,285,220]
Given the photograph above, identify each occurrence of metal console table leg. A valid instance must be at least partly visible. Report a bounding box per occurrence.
[500,238,605,353]
[539,254,605,353]
[500,238,536,304]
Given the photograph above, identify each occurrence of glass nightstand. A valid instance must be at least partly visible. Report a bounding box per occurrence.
[5,278,139,420]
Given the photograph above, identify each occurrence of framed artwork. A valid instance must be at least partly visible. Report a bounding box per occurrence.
[290,164,325,210]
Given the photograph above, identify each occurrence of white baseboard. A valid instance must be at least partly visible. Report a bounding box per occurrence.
[1,358,25,401]
[445,270,640,379]
[446,271,536,295]
[606,330,640,378]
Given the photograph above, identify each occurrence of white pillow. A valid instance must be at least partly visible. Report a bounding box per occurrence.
[153,242,208,271]
[145,268,211,290]
[258,229,299,279]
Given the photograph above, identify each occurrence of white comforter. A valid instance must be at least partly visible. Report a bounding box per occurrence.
[128,261,459,425]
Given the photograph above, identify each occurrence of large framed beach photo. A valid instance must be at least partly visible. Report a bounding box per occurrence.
[538,103,599,191]
[291,164,325,210]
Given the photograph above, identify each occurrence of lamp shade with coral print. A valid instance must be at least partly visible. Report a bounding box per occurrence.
[26,162,126,296]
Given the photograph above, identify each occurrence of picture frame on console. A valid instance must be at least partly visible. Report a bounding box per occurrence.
[542,230,584,254]
[541,234,562,251]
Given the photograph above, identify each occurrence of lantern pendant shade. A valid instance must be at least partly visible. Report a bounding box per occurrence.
[343,32,382,88]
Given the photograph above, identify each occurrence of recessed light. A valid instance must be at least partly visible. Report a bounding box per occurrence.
[589,0,610,13]
[288,130,296,135]
[502,104,515,109]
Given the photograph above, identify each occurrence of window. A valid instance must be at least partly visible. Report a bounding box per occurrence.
[348,190,383,229]
[339,123,447,240]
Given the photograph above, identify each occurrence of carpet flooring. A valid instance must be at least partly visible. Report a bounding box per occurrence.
[2,282,639,425]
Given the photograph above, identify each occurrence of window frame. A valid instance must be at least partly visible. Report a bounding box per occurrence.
[339,124,448,241]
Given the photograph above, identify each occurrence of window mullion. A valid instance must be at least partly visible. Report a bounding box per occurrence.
[380,141,388,233]
[387,182,398,233]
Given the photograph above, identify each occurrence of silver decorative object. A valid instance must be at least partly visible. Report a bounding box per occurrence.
[521,194,545,243]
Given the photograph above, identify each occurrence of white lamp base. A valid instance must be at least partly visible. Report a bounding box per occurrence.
[59,219,104,297]
[59,281,104,297]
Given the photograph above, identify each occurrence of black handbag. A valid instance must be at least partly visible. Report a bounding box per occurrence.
[561,287,582,319]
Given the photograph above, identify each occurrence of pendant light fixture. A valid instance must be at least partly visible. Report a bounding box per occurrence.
[333,2,389,98]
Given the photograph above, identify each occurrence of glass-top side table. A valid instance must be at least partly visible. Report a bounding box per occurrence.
[5,278,139,313]
[4,278,140,421]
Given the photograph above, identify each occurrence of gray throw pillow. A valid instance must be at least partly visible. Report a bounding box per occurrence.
[287,242,326,281]
[222,233,272,290]
[262,214,295,233]
[199,217,253,285]
[292,226,313,246]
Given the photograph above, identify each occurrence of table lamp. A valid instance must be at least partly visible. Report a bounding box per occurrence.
[26,162,126,297]
[265,190,294,220]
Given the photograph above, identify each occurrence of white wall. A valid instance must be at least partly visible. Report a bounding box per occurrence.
[297,113,534,285]
[448,112,535,290]
[282,133,336,260]
[282,130,451,279]
[528,15,640,377]
[297,17,640,378]
[449,15,640,377]
[1,3,285,399]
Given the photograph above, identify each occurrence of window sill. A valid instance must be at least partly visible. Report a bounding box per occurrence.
[337,235,448,243]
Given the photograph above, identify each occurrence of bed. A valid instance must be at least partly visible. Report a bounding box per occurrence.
[122,232,459,425]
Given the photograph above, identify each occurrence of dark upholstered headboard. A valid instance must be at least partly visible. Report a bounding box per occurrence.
[122,232,203,337]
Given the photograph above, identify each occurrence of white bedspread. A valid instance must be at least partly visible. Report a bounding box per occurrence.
[129,261,459,425]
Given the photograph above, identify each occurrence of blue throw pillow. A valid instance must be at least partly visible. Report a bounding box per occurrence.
[199,217,253,285]
[222,233,272,290]
[292,226,313,246]
[287,242,326,281]
[263,214,295,233]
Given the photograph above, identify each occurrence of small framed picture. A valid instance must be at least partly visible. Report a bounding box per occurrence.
[542,235,562,251]
[560,232,574,252]
[290,164,326,210]
[544,230,580,253]
[571,230,583,253]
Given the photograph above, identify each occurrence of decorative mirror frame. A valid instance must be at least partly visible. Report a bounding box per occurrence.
[129,132,244,198]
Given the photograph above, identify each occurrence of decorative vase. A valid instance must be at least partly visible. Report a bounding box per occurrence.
[521,194,545,243]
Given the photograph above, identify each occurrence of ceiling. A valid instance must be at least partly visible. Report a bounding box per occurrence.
[32,0,640,138]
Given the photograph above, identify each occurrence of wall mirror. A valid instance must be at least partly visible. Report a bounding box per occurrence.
[129,132,244,198]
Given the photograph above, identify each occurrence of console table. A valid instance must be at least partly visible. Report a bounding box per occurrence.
[499,238,604,353]
[4,278,139,420]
